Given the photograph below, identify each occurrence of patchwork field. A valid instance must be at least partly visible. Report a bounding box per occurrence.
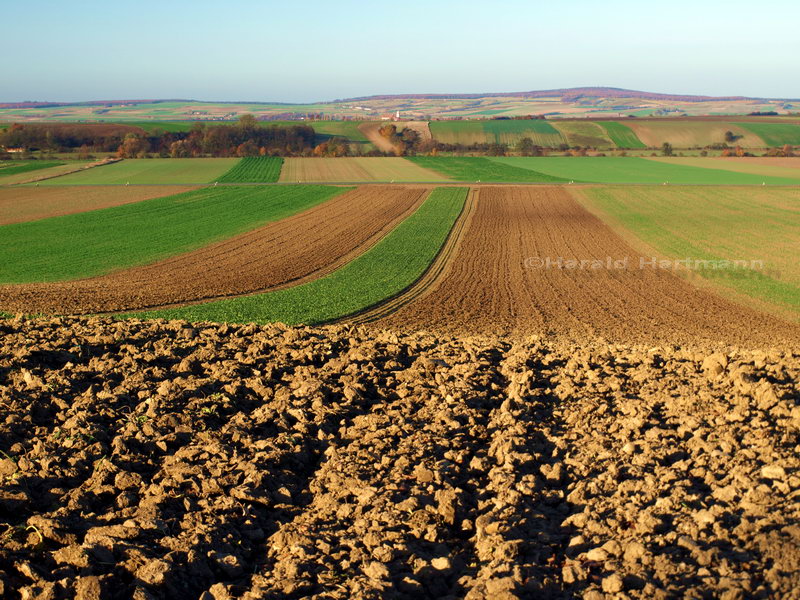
[0,161,97,185]
[0,186,197,226]
[735,121,800,146]
[279,157,449,182]
[429,120,566,147]
[646,156,800,179]
[37,158,238,185]
[376,186,800,346]
[0,187,427,314]
[550,121,614,148]
[625,120,764,148]
[489,156,800,185]
[574,186,800,315]
[132,188,468,324]
[0,161,64,180]
[596,121,646,148]
[217,157,283,183]
[409,157,569,183]
[0,186,346,283]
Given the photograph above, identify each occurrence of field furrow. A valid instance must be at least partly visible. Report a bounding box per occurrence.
[374,186,800,346]
[0,187,426,314]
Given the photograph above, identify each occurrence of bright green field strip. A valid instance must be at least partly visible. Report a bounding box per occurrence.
[310,121,370,143]
[408,157,570,182]
[489,157,800,185]
[0,185,348,284]
[0,161,64,179]
[38,158,238,184]
[550,121,614,148]
[735,122,800,146]
[580,186,800,312]
[217,157,284,183]
[130,187,468,324]
[430,120,566,146]
[597,121,646,148]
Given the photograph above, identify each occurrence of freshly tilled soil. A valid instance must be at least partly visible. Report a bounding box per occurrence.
[0,186,428,314]
[1,316,798,599]
[376,186,800,347]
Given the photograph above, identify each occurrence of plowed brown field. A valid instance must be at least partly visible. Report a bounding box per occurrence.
[375,186,800,346]
[0,186,197,226]
[0,186,428,314]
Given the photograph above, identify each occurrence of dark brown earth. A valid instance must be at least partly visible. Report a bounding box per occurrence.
[1,316,798,599]
[0,186,428,314]
[374,186,800,348]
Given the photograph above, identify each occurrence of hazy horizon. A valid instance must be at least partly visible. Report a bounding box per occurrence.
[5,0,800,103]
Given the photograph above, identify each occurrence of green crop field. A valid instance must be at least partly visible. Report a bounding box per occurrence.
[217,157,284,183]
[38,158,238,184]
[0,161,64,179]
[430,120,566,147]
[131,187,468,324]
[0,185,347,284]
[575,186,800,314]
[597,121,647,148]
[735,122,800,147]
[489,157,800,185]
[551,121,614,148]
[408,157,570,182]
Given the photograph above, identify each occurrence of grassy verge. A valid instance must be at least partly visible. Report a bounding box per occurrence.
[217,157,284,183]
[0,185,349,283]
[408,157,570,182]
[130,187,468,324]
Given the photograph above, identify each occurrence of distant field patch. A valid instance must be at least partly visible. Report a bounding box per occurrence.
[597,121,646,148]
[0,185,347,283]
[430,120,566,147]
[645,157,800,180]
[131,187,468,324]
[410,157,570,182]
[551,121,613,147]
[575,186,800,315]
[0,185,197,225]
[490,156,800,185]
[0,161,64,179]
[279,158,450,182]
[0,161,95,185]
[217,157,283,183]
[39,158,238,184]
[735,122,800,147]
[625,121,763,148]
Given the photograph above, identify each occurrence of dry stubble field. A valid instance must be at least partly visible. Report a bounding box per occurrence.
[0,178,799,600]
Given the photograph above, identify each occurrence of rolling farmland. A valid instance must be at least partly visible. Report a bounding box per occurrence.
[38,158,239,185]
[0,185,197,226]
[0,161,64,179]
[409,157,570,182]
[574,185,800,314]
[550,121,614,147]
[625,120,764,148]
[597,121,646,148]
[735,121,800,146]
[0,185,347,283]
[132,188,467,324]
[429,119,566,147]
[217,157,284,183]
[279,157,449,182]
[0,187,427,314]
[489,156,800,184]
[645,156,800,179]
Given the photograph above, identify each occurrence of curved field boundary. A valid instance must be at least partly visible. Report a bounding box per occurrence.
[550,121,614,148]
[128,187,468,325]
[0,161,64,180]
[597,121,646,148]
[37,158,239,185]
[217,157,284,183]
[0,185,198,226]
[734,122,800,147]
[0,160,108,185]
[0,187,428,315]
[340,187,476,325]
[0,185,349,284]
[373,186,800,346]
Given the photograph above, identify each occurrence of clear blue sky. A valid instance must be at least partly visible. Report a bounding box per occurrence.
[4,0,799,102]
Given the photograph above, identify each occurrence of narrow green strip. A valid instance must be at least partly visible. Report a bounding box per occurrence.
[217,157,284,182]
[130,187,469,324]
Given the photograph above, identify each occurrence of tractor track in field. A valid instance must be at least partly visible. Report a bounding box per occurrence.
[333,187,477,326]
[0,186,430,315]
